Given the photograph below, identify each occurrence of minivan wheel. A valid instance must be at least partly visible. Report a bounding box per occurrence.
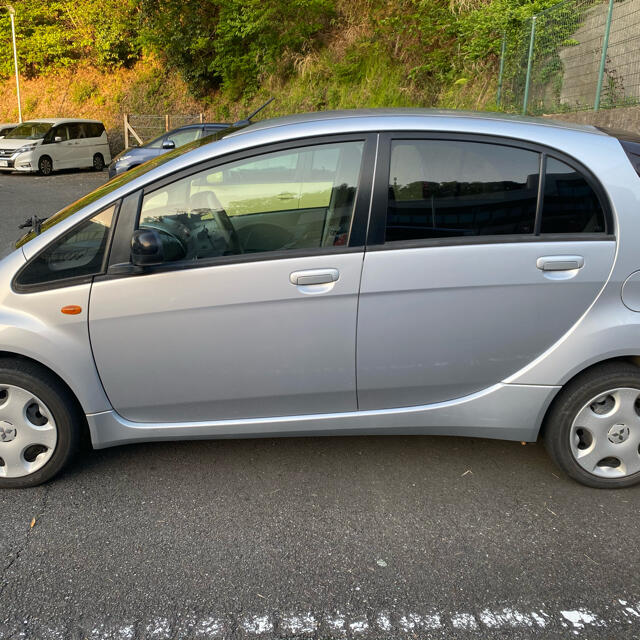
[0,359,81,488]
[92,153,105,171]
[38,156,53,176]
[544,362,640,488]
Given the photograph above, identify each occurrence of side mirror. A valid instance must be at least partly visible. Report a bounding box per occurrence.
[162,139,175,150]
[54,136,62,143]
[131,228,164,266]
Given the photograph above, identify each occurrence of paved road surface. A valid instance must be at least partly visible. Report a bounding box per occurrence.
[0,171,639,639]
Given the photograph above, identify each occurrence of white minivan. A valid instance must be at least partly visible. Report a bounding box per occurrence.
[0,119,111,175]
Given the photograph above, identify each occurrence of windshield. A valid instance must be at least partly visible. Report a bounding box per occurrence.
[15,126,240,248]
[6,122,52,140]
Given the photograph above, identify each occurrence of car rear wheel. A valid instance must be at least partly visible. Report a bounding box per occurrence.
[38,155,53,176]
[92,153,105,171]
[544,362,640,488]
[0,359,81,488]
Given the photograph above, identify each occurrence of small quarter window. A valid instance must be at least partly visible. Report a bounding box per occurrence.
[541,158,606,233]
[17,205,115,288]
[386,140,540,242]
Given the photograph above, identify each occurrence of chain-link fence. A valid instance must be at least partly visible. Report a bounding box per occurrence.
[498,0,640,114]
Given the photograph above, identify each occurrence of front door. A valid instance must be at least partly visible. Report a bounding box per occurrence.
[47,124,74,169]
[89,136,374,423]
[356,134,616,410]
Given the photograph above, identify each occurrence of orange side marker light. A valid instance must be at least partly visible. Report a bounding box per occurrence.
[61,305,82,315]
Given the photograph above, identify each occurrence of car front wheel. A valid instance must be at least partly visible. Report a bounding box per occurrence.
[38,156,53,176]
[0,359,81,488]
[544,362,640,488]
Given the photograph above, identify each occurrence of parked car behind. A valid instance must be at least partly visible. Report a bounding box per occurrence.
[0,119,111,175]
[3,109,640,489]
[108,122,229,178]
[0,123,17,139]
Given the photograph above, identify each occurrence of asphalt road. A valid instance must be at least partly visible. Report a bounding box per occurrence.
[1,171,640,639]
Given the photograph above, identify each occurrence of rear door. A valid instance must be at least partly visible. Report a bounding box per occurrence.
[356,133,616,410]
[68,123,91,167]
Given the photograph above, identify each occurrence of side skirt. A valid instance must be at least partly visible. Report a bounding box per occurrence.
[87,383,560,449]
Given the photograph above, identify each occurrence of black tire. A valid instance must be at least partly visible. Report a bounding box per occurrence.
[92,153,105,171]
[38,155,53,176]
[0,359,81,488]
[544,361,640,489]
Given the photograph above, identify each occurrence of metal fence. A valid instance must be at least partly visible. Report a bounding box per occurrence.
[497,0,640,114]
[123,113,206,148]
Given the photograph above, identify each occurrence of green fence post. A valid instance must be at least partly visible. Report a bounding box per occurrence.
[523,16,537,115]
[594,0,615,111]
[497,33,507,107]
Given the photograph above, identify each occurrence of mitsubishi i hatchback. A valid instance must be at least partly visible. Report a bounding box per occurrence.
[1,109,640,489]
[0,119,111,175]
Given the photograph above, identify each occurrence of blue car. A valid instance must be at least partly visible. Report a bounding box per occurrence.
[108,122,228,178]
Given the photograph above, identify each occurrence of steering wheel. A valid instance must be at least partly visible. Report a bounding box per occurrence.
[193,190,242,255]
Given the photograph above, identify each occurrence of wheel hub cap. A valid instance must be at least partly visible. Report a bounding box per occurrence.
[570,387,640,479]
[0,421,16,443]
[0,385,57,478]
[608,423,630,444]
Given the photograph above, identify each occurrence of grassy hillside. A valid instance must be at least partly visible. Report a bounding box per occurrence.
[0,0,562,153]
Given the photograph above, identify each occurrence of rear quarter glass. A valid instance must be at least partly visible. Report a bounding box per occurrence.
[597,127,640,177]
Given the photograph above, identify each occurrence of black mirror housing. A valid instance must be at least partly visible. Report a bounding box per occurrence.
[162,139,175,150]
[131,228,164,266]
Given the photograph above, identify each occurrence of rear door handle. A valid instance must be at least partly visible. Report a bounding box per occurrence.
[278,192,296,200]
[290,269,339,286]
[536,255,584,271]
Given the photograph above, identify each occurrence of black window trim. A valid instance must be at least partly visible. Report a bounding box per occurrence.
[102,132,378,279]
[367,131,615,250]
[12,200,122,293]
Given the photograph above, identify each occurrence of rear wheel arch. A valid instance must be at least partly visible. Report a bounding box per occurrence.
[539,355,640,440]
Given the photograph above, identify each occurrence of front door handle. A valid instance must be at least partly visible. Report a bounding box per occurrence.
[536,255,584,271]
[290,268,339,286]
[278,192,296,200]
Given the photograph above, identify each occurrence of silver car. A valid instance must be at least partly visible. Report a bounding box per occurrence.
[1,109,640,489]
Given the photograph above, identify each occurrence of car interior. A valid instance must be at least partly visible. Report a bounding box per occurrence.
[138,141,364,262]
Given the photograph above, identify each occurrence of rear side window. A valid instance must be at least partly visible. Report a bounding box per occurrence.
[541,158,605,233]
[90,123,105,138]
[386,140,540,242]
[16,205,115,288]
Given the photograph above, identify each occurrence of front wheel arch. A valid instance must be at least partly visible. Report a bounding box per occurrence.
[0,351,90,447]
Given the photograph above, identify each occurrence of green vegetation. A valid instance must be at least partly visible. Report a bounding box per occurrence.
[0,0,568,116]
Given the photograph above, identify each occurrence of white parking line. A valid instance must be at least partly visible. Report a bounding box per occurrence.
[2,601,638,639]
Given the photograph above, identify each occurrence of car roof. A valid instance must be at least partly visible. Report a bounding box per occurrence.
[165,123,228,133]
[225,108,606,139]
[17,118,104,124]
[0,123,18,127]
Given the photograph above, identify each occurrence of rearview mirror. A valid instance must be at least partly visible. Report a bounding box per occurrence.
[162,139,175,150]
[54,136,62,143]
[131,228,164,266]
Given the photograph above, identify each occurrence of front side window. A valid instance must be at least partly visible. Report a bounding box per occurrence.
[541,157,605,233]
[386,140,540,242]
[138,140,364,262]
[16,205,115,288]
[165,128,202,148]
